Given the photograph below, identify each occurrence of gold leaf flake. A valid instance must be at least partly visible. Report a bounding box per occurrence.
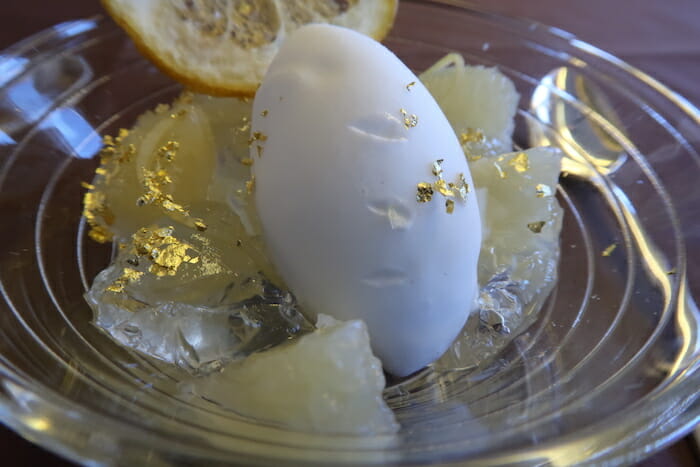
[157,140,179,161]
[445,199,455,214]
[508,152,530,173]
[405,114,418,128]
[246,176,256,194]
[400,108,418,129]
[434,179,453,197]
[460,173,471,193]
[406,81,416,91]
[81,181,95,190]
[468,154,483,162]
[83,190,106,219]
[455,186,468,201]
[105,282,124,293]
[527,221,546,233]
[98,145,115,163]
[131,225,202,277]
[238,119,251,133]
[415,165,472,212]
[432,159,444,177]
[152,245,190,276]
[416,182,434,202]
[248,131,268,145]
[83,189,115,243]
[260,109,269,117]
[602,243,617,257]
[535,183,554,198]
[454,173,469,200]
[667,268,677,275]
[138,167,190,219]
[88,225,113,243]
[160,198,185,213]
[240,157,254,166]
[107,267,144,293]
[460,128,485,144]
[194,219,208,232]
[116,128,129,143]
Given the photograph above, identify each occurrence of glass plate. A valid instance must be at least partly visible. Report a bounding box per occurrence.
[1,1,699,465]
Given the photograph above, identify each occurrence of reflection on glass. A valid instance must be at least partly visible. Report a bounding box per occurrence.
[0,53,98,158]
[39,108,101,159]
[529,66,628,176]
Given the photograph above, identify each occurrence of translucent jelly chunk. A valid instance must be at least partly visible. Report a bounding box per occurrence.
[471,147,563,303]
[83,93,254,243]
[85,223,313,371]
[436,147,563,369]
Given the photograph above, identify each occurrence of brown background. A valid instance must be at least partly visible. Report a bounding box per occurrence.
[0,0,698,465]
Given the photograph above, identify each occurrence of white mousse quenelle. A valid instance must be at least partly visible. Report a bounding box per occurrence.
[251,25,482,377]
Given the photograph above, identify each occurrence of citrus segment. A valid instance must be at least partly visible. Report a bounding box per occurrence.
[192,315,399,434]
[420,53,520,156]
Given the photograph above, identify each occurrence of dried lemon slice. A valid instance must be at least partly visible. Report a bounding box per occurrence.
[102,0,398,96]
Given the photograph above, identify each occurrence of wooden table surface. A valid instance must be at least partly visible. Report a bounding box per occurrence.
[0,0,698,465]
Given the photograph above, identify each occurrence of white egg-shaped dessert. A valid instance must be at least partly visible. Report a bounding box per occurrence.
[251,24,481,377]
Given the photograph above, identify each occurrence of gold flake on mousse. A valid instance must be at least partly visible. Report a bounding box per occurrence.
[445,199,455,214]
[417,160,471,213]
[416,182,434,202]
[399,108,418,129]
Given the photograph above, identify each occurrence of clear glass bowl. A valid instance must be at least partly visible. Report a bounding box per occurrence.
[1,1,699,465]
